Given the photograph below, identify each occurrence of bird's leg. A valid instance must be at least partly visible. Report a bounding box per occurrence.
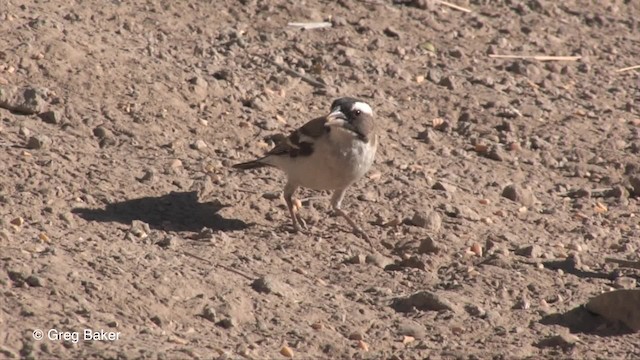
[284,182,306,232]
[330,189,372,246]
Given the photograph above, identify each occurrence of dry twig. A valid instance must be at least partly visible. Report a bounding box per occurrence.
[616,65,640,73]
[489,54,581,61]
[182,250,255,280]
[437,0,471,13]
[287,22,332,30]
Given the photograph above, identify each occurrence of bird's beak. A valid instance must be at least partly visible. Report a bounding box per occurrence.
[325,110,348,127]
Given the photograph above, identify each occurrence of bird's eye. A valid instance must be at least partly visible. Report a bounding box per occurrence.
[354,110,361,116]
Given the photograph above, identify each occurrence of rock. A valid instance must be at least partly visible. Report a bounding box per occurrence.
[391,291,459,313]
[26,135,52,149]
[127,220,150,240]
[427,68,442,84]
[585,289,640,332]
[0,85,46,114]
[432,181,457,193]
[201,306,217,322]
[418,236,441,254]
[156,236,175,249]
[613,277,636,289]
[449,48,464,59]
[383,26,401,38]
[439,75,456,90]
[397,321,426,338]
[251,276,297,298]
[191,139,207,150]
[7,270,26,287]
[486,145,508,162]
[501,184,536,207]
[345,254,366,264]
[25,275,43,287]
[37,110,61,124]
[365,253,393,269]
[465,304,486,318]
[348,331,364,340]
[93,126,113,139]
[455,205,481,221]
[216,317,235,329]
[409,210,441,232]
[515,244,542,258]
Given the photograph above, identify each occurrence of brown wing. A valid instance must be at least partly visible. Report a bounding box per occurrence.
[267,116,328,158]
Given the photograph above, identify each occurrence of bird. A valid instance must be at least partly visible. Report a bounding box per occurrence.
[233,97,378,243]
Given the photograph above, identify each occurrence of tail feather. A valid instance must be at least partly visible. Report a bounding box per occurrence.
[232,159,269,170]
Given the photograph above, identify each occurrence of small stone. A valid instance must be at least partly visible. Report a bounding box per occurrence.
[201,306,217,322]
[37,110,61,124]
[383,26,401,38]
[348,331,364,341]
[456,205,481,221]
[0,85,46,114]
[427,68,442,84]
[439,75,456,90]
[515,244,542,258]
[19,126,31,137]
[357,340,369,351]
[513,296,531,310]
[216,317,235,329]
[92,126,113,138]
[432,181,457,193]
[465,304,486,317]
[26,135,52,149]
[613,277,636,289]
[418,236,441,254]
[25,275,43,287]
[251,276,297,298]
[448,48,464,58]
[397,321,426,338]
[10,217,24,227]
[280,345,294,358]
[391,291,459,313]
[346,254,366,264]
[502,184,536,207]
[127,220,150,239]
[486,145,508,161]
[409,210,441,232]
[365,253,393,269]
[156,236,175,249]
[191,139,207,150]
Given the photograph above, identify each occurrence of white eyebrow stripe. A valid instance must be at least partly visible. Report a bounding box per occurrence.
[352,101,372,115]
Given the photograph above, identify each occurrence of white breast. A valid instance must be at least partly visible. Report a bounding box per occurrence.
[269,129,377,190]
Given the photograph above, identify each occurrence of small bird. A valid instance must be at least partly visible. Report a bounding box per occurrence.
[233,97,378,242]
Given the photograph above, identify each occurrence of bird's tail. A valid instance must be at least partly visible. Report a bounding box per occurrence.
[232,159,269,170]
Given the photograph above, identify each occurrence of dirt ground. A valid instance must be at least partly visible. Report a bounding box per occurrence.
[1,0,640,359]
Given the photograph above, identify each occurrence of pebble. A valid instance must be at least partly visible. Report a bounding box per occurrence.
[455,205,481,221]
[391,291,459,313]
[37,110,61,124]
[464,304,486,318]
[439,75,457,90]
[418,236,441,254]
[365,253,393,269]
[251,276,298,299]
[346,254,366,264]
[191,139,207,150]
[427,68,442,84]
[26,135,52,149]
[280,345,294,358]
[409,210,441,232]
[432,181,456,193]
[397,321,426,338]
[93,126,113,138]
[10,217,24,227]
[383,26,401,38]
[501,184,536,207]
[515,244,542,258]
